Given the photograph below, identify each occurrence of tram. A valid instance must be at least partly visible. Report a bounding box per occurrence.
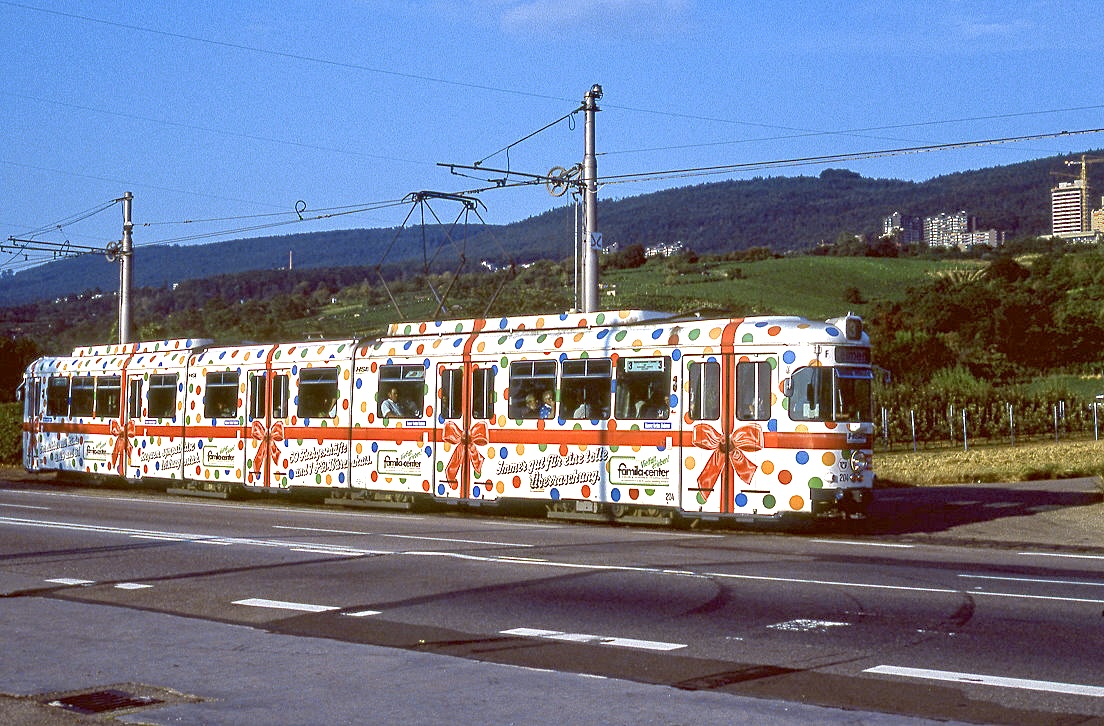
[20,309,873,521]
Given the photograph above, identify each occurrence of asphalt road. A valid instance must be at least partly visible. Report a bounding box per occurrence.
[0,472,1101,725]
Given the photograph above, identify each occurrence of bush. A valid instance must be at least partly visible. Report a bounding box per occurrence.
[0,402,22,464]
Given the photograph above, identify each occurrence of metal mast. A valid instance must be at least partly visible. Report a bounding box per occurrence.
[581,84,602,313]
[118,191,133,344]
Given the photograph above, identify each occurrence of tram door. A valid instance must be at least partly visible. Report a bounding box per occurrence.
[22,375,42,471]
[119,376,144,476]
[681,355,772,514]
[246,370,290,488]
[433,361,496,500]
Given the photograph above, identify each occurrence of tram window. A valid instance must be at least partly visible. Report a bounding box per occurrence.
[616,357,671,419]
[471,367,495,420]
[378,364,425,418]
[789,367,831,421]
[509,360,557,419]
[248,373,290,419]
[736,361,771,421]
[440,368,462,420]
[204,371,240,418]
[788,366,872,422]
[835,367,873,422]
[46,377,69,417]
[687,361,720,421]
[247,376,263,419]
[70,376,95,418]
[561,358,611,420]
[147,374,178,419]
[127,379,143,419]
[296,368,336,419]
[95,376,121,418]
[24,379,40,420]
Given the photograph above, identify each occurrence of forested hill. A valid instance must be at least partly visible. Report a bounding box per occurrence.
[2,149,1100,307]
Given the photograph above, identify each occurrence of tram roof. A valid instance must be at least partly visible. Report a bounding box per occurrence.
[72,338,214,358]
[384,310,676,337]
[377,310,868,347]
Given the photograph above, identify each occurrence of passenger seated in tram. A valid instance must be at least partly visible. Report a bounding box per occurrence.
[539,390,555,419]
[640,393,670,419]
[380,387,407,418]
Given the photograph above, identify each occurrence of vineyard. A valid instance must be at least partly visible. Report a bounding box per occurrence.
[875,382,1104,452]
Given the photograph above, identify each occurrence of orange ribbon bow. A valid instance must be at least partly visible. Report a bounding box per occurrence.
[443,421,489,484]
[692,423,763,495]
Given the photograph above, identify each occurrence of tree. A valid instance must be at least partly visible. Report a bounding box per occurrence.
[0,337,40,402]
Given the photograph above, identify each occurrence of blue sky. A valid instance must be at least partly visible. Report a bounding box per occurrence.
[2,1,1102,270]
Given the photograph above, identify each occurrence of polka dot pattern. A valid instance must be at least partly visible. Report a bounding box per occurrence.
[25,314,870,517]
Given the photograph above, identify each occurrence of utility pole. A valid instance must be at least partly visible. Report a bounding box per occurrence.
[581,84,602,313]
[118,191,133,344]
[3,193,135,342]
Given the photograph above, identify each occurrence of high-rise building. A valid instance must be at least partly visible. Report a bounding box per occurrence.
[882,212,923,245]
[1051,180,1087,237]
[924,211,972,248]
[1091,197,1104,234]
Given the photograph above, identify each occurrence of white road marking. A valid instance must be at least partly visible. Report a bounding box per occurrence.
[1018,551,1104,561]
[0,502,50,510]
[502,627,686,651]
[7,515,1104,607]
[115,583,152,590]
[811,539,913,548]
[273,524,533,548]
[0,516,391,556]
[343,609,382,617]
[45,578,94,586]
[287,546,362,556]
[768,619,850,632]
[865,665,1104,698]
[0,488,427,520]
[960,573,1104,587]
[702,570,1104,605]
[232,598,339,613]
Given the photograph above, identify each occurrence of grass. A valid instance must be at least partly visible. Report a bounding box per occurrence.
[595,256,979,319]
[1023,373,1104,400]
[288,254,982,336]
[876,438,1104,487]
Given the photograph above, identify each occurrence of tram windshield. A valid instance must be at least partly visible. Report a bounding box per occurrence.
[788,366,872,423]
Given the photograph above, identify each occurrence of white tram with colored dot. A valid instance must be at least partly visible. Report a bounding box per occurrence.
[20,310,874,521]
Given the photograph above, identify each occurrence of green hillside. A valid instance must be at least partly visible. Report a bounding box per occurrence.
[0,251,978,354]
[602,256,979,320]
[3,149,1101,308]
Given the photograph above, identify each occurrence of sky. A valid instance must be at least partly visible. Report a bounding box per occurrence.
[2,0,1103,272]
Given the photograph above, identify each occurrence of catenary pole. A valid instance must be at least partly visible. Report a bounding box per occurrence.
[581,84,602,313]
[119,191,133,344]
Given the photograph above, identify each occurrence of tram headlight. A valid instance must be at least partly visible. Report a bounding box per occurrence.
[848,450,871,473]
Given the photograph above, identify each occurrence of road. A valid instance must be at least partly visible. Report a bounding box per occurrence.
[0,474,1102,724]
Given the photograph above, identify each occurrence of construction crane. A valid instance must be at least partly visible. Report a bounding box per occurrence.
[1064,154,1104,232]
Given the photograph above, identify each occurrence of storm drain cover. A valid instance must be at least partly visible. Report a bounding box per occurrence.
[38,683,202,717]
[51,688,162,714]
